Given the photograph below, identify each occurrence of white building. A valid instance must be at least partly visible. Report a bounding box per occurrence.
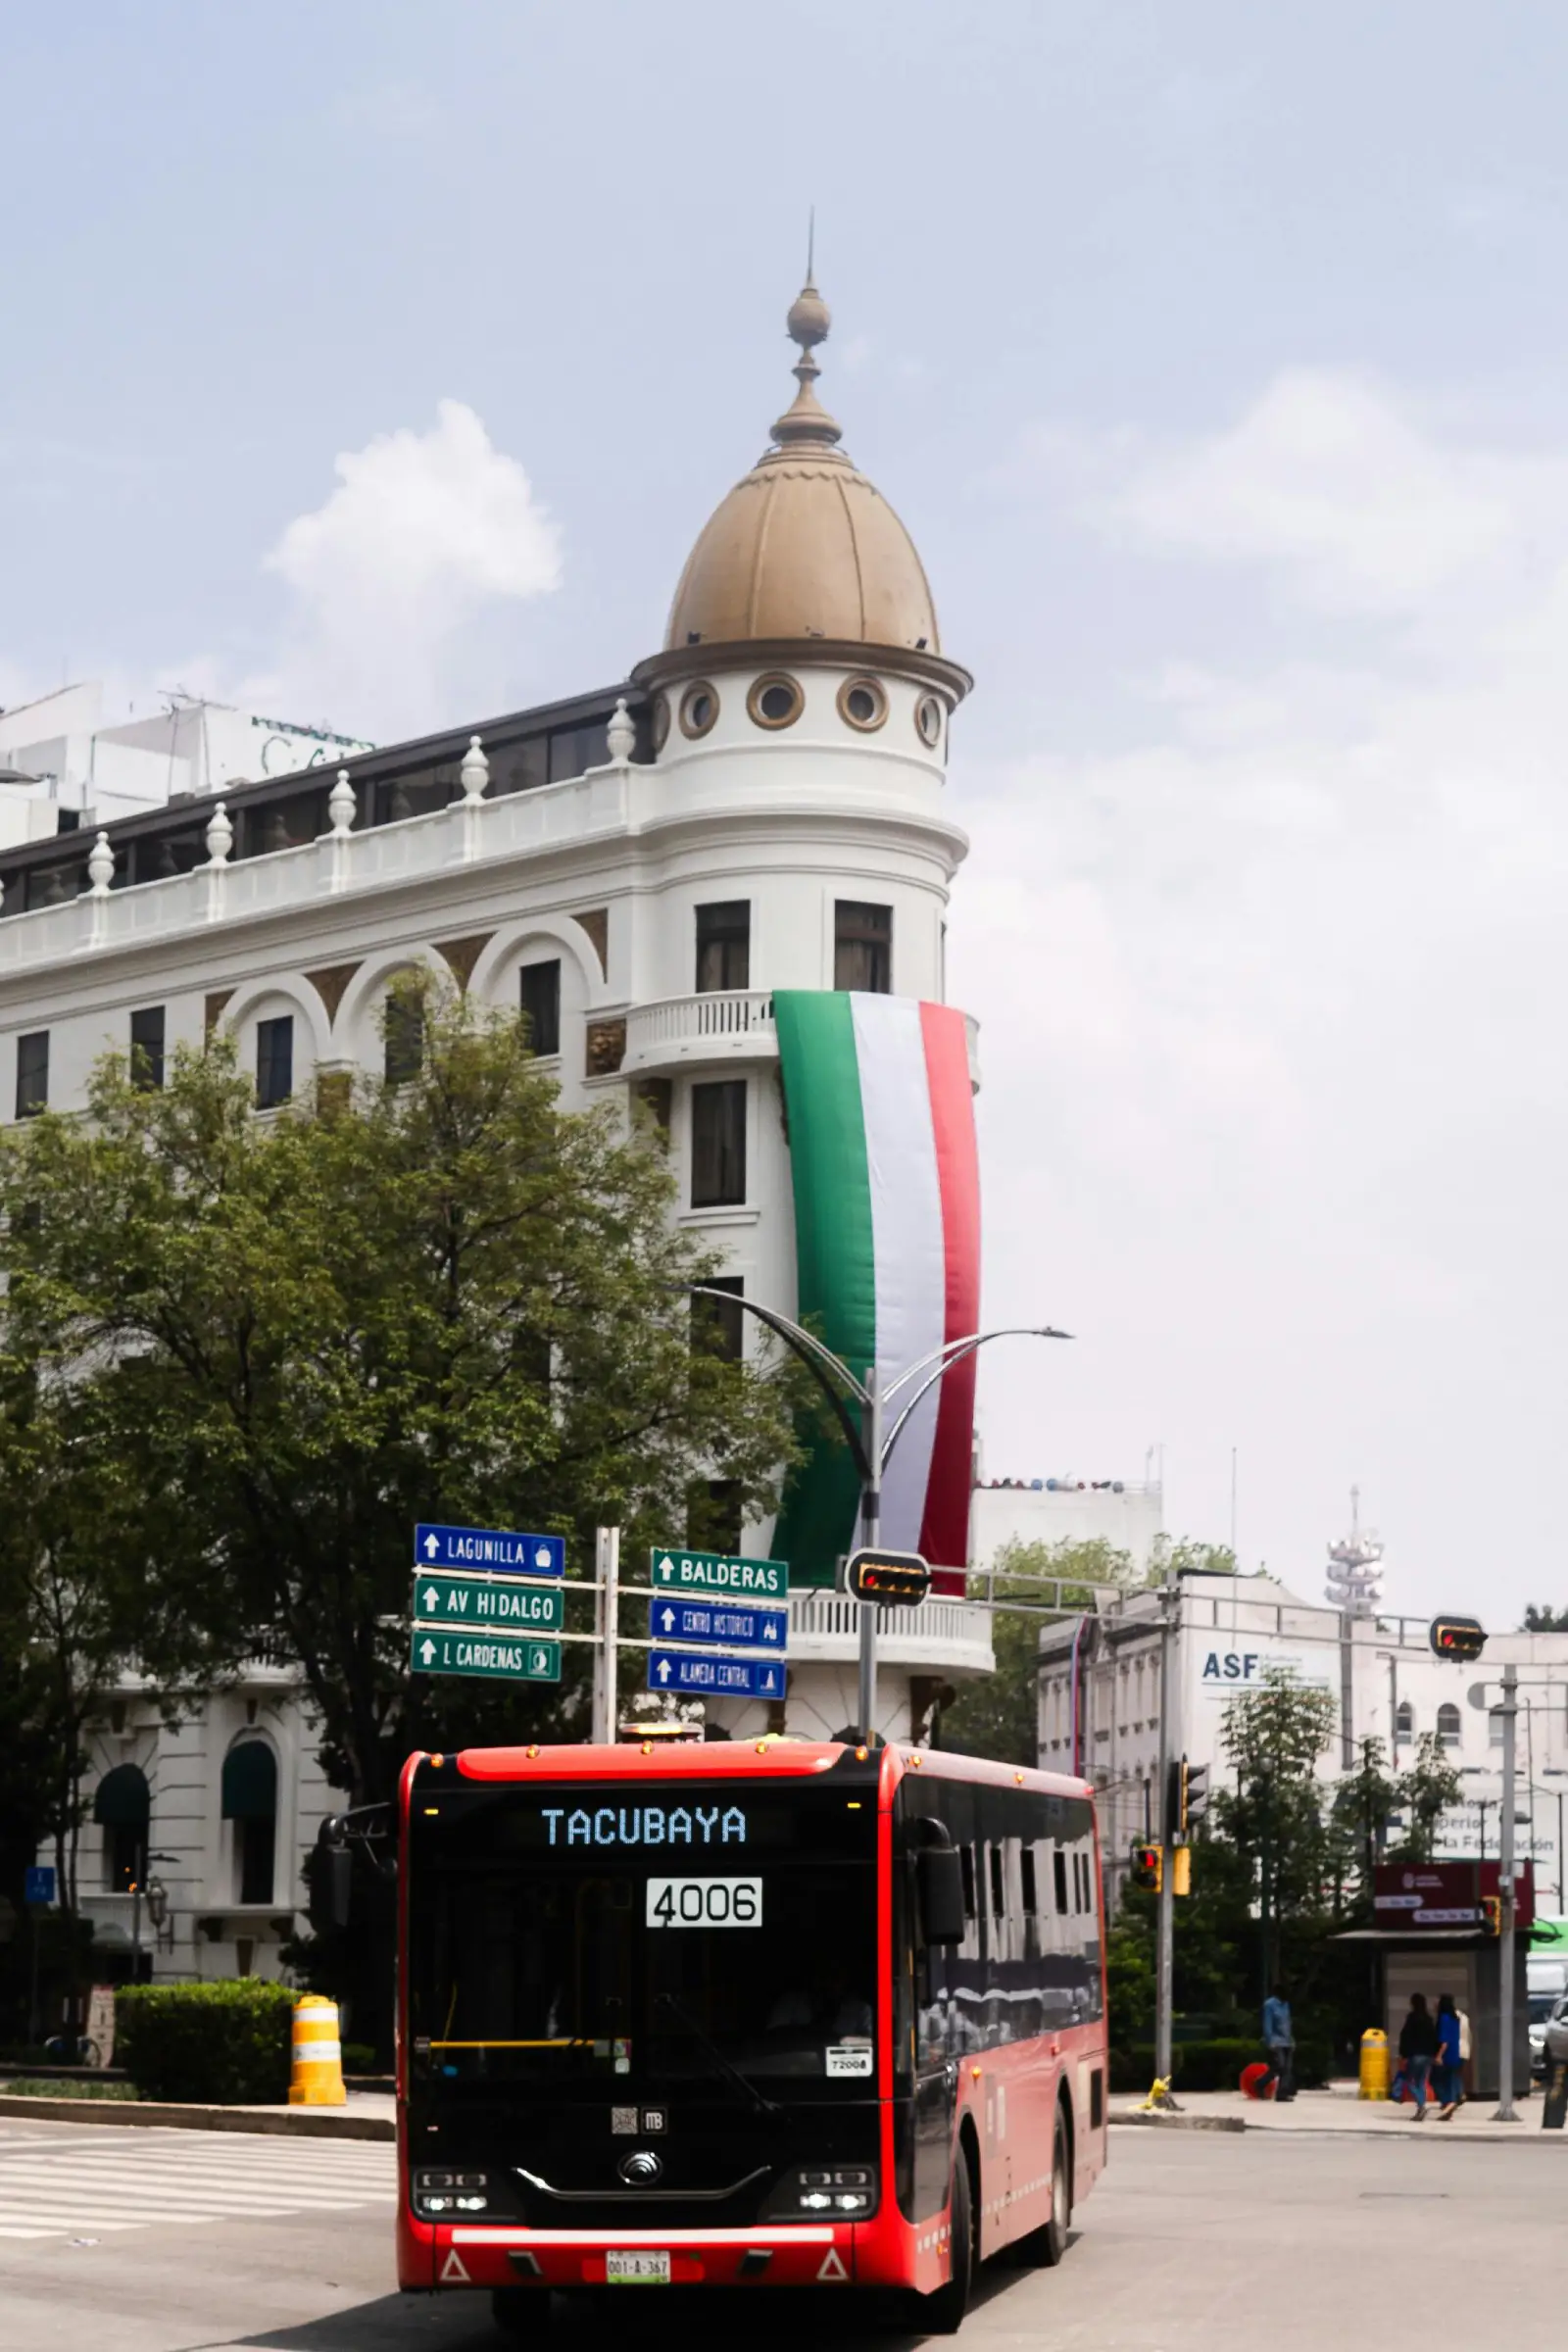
[971,1474,1165,1578]
[1040,1565,1568,1911]
[11,275,998,1984]
[0,682,369,853]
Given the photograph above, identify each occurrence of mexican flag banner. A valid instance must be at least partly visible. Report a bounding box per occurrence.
[771,991,980,1589]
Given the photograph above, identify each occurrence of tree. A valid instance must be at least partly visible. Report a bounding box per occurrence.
[1216,1669,1337,1991]
[937,1538,1137,1766]
[1150,1536,1238,1581]
[1329,1736,1400,1913]
[0,990,804,1812]
[1523,1604,1568,1632]
[1394,1732,1463,1863]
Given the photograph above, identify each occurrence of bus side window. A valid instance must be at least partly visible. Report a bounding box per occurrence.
[1020,1846,1038,1917]
[988,1843,1004,1920]
[959,1843,976,1921]
[1053,1848,1069,1915]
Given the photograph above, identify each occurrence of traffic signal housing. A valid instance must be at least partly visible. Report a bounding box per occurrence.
[1166,1755,1210,1843]
[1130,1841,1162,1892]
[1430,1615,1487,1663]
[1481,1893,1501,1936]
[1172,1844,1192,1898]
[843,1547,931,1606]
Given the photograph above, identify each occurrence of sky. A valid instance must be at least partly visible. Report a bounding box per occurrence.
[4,1,1567,1624]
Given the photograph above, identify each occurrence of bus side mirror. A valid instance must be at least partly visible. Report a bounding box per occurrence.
[916,1845,966,1947]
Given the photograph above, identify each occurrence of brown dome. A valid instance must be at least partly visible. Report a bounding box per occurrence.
[663,279,942,658]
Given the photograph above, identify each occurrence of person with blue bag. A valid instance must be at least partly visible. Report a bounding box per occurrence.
[1435,1991,1464,2118]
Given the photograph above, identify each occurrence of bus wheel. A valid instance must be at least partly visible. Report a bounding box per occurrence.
[918,2150,976,2334]
[491,2285,552,2338]
[1014,2106,1071,2267]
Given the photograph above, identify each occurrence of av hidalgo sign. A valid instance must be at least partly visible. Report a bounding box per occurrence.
[1373,1860,1537,1931]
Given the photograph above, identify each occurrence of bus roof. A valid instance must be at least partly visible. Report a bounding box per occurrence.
[407,1740,1094,1804]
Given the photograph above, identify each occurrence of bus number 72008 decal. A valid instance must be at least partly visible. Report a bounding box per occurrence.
[646,1877,763,1928]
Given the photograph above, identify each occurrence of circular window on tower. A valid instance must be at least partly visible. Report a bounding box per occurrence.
[837,676,888,733]
[747,672,805,731]
[651,692,671,754]
[915,694,944,750]
[679,683,719,740]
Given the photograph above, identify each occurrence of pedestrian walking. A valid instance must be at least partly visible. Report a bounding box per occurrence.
[1260,1984,1296,2103]
[1436,1993,1464,2119]
[1398,1992,1439,2119]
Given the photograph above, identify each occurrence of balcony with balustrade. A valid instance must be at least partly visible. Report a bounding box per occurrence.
[787,1587,994,1678]
[623,989,981,1085]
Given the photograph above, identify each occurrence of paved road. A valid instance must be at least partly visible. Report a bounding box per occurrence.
[1,2117,1564,2349]
[0,2124,394,2240]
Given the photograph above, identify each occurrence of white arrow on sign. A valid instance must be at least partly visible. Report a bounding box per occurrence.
[657,1553,675,1578]
[418,1637,437,1665]
[660,1606,675,1632]
[422,1584,440,1611]
[423,1533,441,1559]
[657,1657,672,1683]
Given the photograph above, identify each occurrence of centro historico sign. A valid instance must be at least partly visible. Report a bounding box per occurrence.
[1373,1860,1537,1930]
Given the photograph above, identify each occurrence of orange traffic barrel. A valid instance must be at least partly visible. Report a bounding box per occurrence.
[287,1994,346,2107]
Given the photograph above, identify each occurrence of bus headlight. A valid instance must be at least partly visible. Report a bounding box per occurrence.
[761,2165,877,2220]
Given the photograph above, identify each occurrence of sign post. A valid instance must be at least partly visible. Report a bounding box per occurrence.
[24,1865,54,2048]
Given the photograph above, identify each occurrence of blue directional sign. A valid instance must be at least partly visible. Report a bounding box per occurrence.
[24,1865,56,1906]
[648,1598,788,1652]
[648,1649,786,1699]
[414,1523,564,1578]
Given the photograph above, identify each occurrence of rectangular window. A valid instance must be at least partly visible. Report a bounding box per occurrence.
[695,901,751,993]
[959,1844,976,1921]
[834,901,892,993]
[255,1015,294,1110]
[15,1032,48,1118]
[129,1005,166,1092]
[989,1844,1004,1919]
[1020,1846,1038,1917]
[104,1822,146,1895]
[690,1080,747,1207]
[519,958,562,1057]
[692,1276,745,1363]
[1053,1848,1069,1916]
[384,991,423,1086]
[238,1815,275,1906]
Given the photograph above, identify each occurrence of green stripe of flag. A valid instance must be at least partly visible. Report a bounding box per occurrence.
[772,992,876,1588]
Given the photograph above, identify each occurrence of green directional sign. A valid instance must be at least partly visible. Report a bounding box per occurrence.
[410,1571,564,1633]
[411,1629,562,1683]
[650,1546,788,1600]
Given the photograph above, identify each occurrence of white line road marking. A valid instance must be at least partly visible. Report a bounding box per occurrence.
[0,2133,398,2242]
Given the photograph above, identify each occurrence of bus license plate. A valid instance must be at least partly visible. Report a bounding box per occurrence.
[607,2250,671,2284]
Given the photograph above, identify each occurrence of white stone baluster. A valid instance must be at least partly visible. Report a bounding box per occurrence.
[453,734,489,863]
[607,697,635,768]
[85,829,115,947]
[204,800,232,924]
[325,768,357,893]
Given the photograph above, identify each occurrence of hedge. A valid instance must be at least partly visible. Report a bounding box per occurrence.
[116,1981,296,2105]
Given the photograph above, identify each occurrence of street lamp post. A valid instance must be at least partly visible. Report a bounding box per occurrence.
[688,1290,1070,1742]
[1494,1664,1520,2123]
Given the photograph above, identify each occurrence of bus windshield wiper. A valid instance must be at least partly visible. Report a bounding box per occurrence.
[656,1990,779,2117]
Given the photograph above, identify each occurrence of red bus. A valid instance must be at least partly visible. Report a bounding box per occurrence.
[396,1736,1107,2334]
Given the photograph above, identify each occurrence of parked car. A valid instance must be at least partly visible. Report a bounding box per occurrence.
[1544,1992,1568,2076]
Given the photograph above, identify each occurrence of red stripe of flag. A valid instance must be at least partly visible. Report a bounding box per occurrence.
[916,1003,981,1589]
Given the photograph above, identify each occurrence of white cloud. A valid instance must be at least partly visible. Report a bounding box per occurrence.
[259,400,562,739]
[959,372,1568,1618]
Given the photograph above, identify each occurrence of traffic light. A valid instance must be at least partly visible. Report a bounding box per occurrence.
[1130,1841,1162,1892]
[1166,1756,1210,1843]
[1430,1615,1487,1663]
[1172,1844,1192,1898]
[844,1547,930,1606]
[1481,1893,1501,1936]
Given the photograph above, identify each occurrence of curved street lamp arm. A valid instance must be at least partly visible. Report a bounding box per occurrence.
[880,1327,1072,1470]
[880,1324,1072,1410]
[687,1285,871,1481]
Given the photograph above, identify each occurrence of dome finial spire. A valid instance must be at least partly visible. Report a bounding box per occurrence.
[773,235,842,450]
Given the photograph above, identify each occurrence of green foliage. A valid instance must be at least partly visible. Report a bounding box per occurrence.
[0,990,803,1808]
[116,1981,295,2104]
[1392,1732,1462,1863]
[0,2075,137,2099]
[1523,1604,1568,1632]
[1150,1537,1239,1581]
[937,1538,1137,1765]
[1109,2035,1332,2094]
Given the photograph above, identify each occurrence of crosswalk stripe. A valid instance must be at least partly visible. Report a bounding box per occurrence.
[0,2132,399,2242]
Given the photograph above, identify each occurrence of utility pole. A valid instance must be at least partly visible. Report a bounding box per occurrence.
[592,1526,620,1743]
[1154,1577,1178,2090]
[856,1365,882,1744]
[1494,1661,1520,2123]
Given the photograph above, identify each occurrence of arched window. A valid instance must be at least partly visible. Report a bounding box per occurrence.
[1437,1702,1461,1749]
[222,1740,278,1906]
[94,1764,150,1893]
[1396,1700,1414,1742]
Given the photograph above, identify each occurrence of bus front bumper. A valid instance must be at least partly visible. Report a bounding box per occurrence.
[400,2213,895,2292]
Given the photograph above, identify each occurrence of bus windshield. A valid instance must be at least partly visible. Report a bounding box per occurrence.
[408,1776,878,2101]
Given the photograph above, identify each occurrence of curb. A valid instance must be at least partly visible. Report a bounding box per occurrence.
[1111,2111,1247,2134]
[0,2093,394,2140]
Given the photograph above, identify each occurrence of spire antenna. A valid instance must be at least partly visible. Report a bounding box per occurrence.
[807,204,815,283]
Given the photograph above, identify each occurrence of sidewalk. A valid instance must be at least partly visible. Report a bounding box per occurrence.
[1114,2083,1568,2142]
[0,2086,394,2138]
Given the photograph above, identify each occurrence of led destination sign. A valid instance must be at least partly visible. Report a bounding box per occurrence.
[540,1803,749,1847]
